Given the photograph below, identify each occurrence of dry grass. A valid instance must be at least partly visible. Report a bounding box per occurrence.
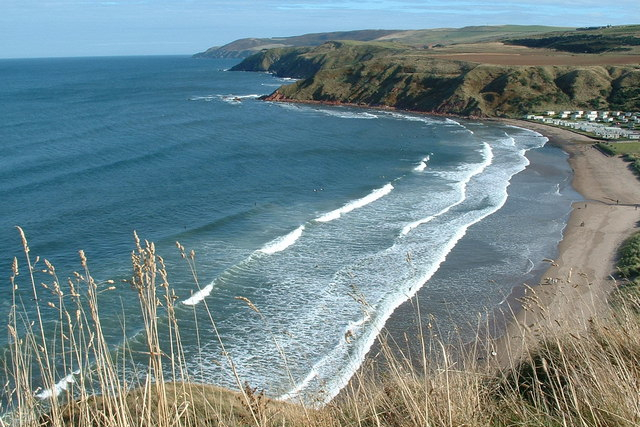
[2,229,640,426]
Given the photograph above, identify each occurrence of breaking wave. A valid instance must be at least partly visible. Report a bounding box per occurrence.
[259,225,305,254]
[315,183,394,223]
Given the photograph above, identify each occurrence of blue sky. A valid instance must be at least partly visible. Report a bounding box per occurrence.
[1,0,638,58]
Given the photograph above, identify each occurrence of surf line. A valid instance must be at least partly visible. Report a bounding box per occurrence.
[182,183,395,306]
[315,183,394,223]
[182,283,214,306]
[258,225,305,255]
[35,370,81,399]
[445,117,474,134]
[256,182,395,255]
[413,154,431,172]
[284,145,527,406]
[181,225,306,306]
[401,142,494,236]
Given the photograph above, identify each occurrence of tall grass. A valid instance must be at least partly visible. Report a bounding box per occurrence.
[2,229,640,426]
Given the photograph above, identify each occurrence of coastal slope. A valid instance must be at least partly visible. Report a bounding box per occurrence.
[232,36,640,118]
[194,25,571,58]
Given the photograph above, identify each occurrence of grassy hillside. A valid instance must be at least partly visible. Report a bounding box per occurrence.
[232,39,640,117]
[194,26,571,58]
[377,25,575,47]
[506,25,640,54]
[193,30,401,58]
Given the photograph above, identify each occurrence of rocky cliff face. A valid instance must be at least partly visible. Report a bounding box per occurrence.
[232,41,640,117]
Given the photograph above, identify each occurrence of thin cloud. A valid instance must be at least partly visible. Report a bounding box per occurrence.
[275,0,638,16]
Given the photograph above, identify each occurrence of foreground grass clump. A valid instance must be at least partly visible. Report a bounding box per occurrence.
[3,229,299,427]
[3,229,640,426]
[331,297,640,427]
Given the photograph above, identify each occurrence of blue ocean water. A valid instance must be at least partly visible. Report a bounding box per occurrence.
[0,56,579,405]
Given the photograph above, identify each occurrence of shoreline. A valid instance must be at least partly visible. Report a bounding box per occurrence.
[260,96,639,395]
[491,119,640,366]
[343,112,640,383]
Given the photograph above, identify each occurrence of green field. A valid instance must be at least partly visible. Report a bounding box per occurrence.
[597,142,640,155]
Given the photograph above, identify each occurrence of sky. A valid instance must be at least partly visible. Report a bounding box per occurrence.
[1,0,639,58]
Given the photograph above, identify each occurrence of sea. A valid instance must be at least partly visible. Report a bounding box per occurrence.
[0,55,580,406]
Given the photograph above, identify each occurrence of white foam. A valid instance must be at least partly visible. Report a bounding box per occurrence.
[525,258,535,274]
[384,111,438,124]
[317,110,379,120]
[315,183,394,223]
[503,124,545,138]
[413,155,430,172]
[235,94,261,99]
[303,167,520,406]
[35,370,79,399]
[189,95,216,102]
[182,283,214,306]
[445,118,474,134]
[221,130,544,406]
[220,94,262,104]
[184,128,548,406]
[265,74,300,83]
[503,132,517,146]
[270,104,379,120]
[273,102,303,111]
[259,225,305,255]
[402,143,493,236]
[278,367,319,402]
[190,94,262,104]
[401,211,440,236]
[278,311,371,402]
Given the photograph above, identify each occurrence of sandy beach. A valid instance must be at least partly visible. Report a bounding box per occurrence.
[493,119,640,366]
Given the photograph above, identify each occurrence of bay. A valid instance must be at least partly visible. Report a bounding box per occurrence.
[0,56,579,405]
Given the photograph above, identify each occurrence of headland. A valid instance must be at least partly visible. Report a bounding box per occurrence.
[223,25,640,361]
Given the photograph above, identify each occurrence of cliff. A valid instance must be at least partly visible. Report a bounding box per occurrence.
[232,40,640,118]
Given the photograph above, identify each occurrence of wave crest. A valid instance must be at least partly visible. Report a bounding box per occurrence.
[402,143,493,236]
[413,155,431,172]
[315,184,394,223]
[36,371,80,399]
[182,283,214,306]
[259,225,305,254]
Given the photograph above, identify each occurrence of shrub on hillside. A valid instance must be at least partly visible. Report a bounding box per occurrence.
[618,231,640,284]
